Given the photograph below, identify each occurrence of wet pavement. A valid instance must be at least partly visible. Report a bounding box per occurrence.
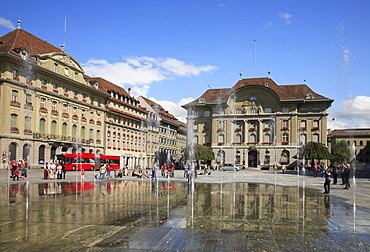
[0,168,369,251]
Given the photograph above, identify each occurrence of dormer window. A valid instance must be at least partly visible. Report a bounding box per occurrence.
[21,51,27,60]
[305,93,314,99]
[250,96,257,101]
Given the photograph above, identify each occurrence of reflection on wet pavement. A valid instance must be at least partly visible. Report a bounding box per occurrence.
[0,180,369,251]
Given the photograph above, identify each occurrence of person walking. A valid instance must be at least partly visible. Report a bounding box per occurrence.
[13,167,20,181]
[151,161,157,180]
[344,163,351,189]
[323,167,331,194]
[43,162,49,179]
[183,162,189,178]
[81,169,85,180]
[340,162,346,185]
[61,161,66,179]
[331,162,338,185]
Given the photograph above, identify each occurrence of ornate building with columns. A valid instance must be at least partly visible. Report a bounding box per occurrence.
[183,77,333,168]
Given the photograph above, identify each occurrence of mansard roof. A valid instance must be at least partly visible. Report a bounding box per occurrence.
[89,77,147,113]
[0,28,62,55]
[183,77,333,107]
[140,96,179,125]
[329,128,370,138]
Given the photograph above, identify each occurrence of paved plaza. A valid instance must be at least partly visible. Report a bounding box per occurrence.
[0,168,369,251]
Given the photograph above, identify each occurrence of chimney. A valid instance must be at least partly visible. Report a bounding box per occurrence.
[128,88,131,96]
[17,19,21,29]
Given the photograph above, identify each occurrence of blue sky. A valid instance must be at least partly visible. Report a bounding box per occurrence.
[1,0,370,128]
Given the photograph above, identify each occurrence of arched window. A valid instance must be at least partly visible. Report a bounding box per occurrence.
[235,134,242,143]
[51,120,57,135]
[89,129,94,139]
[249,134,256,143]
[62,123,67,136]
[9,142,17,161]
[39,118,46,133]
[264,133,271,143]
[81,126,86,139]
[72,125,77,138]
[11,90,18,101]
[38,145,45,164]
[96,130,100,141]
[300,134,306,145]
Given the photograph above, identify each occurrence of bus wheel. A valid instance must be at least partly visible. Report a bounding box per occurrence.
[73,166,76,171]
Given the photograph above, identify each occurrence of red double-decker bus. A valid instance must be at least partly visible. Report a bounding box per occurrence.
[56,153,121,171]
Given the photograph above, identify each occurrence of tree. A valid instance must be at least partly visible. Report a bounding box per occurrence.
[331,140,352,164]
[302,141,331,167]
[183,144,215,164]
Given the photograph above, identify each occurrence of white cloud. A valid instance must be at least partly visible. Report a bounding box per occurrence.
[83,56,216,86]
[328,96,370,129]
[279,12,292,24]
[0,17,15,29]
[149,97,194,123]
[264,21,273,29]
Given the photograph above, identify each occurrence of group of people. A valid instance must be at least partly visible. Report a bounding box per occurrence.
[160,162,176,178]
[10,159,28,181]
[319,161,352,194]
[43,161,66,180]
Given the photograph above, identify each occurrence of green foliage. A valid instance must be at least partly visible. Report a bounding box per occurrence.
[331,140,352,163]
[183,144,215,162]
[302,141,331,161]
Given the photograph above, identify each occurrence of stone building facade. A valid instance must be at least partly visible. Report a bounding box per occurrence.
[183,77,333,168]
[0,27,186,168]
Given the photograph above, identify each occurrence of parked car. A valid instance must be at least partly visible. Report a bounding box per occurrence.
[220,163,240,171]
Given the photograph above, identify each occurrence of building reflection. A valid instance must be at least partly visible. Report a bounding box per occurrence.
[0,180,330,245]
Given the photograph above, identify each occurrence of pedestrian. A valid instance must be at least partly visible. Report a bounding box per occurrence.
[312,161,318,178]
[184,162,189,178]
[99,164,106,180]
[323,167,331,194]
[61,161,66,179]
[13,167,20,181]
[344,163,351,189]
[43,162,49,179]
[151,161,157,180]
[161,163,166,177]
[81,169,85,180]
[340,162,346,185]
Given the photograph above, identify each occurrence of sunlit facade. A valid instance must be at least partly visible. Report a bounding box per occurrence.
[0,28,186,168]
[183,77,333,168]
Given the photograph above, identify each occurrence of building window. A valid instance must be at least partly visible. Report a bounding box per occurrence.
[235,134,242,143]
[64,67,69,76]
[63,104,67,113]
[52,101,57,111]
[300,120,307,130]
[53,63,58,72]
[53,83,58,92]
[250,107,258,114]
[313,134,319,143]
[218,121,225,130]
[299,107,307,113]
[282,120,289,129]
[39,119,46,134]
[218,134,224,144]
[282,107,290,113]
[62,123,67,136]
[264,133,271,143]
[81,126,85,139]
[51,121,57,134]
[204,111,211,117]
[249,134,256,143]
[74,72,78,81]
[11,90,18,101]
[264,107,272,113]
[11,114,18,128]
[313,120,319,129]
[282,133,289,144]
[300,134,306,145]
[13,69,20,80]
[26,94,32,106]
[40,98,46,108]
[25,116,31,131]
[73,107,77,115]
[72,125,77,138]
[41,79,47,88]
[96,130,100,140]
